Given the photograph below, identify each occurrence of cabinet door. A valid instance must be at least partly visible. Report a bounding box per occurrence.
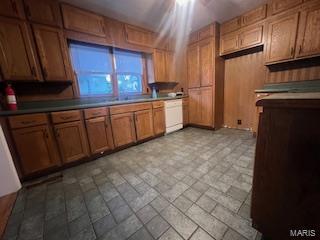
[200,87,213,127]
[0,17,40,81]
[221,17,241,35]
[0,0,24,18]
[135,109,154,141]
[183,101,189,126]
[199,38,213,87]
[61,4,106,37]
[153,49,167,82]
[239,26,263,49]
[125,24,154,47]
[86,117,114,155]
[33,24,71,81]
[166,51,176,82]
[220,32,239,55]
[187,44,200,88]
[241,5,267,27]
[111,113,136,147]
[54,121,89,164]
[24,0,62,27]
[188,88,201,125]
[269,0,303,15]
[296,5,320,58]
[12,125,60,175]
[266,13,299,63]
[153,108,165,135]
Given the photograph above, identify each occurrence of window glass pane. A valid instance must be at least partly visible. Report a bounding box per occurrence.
[78,74,112,96]
[114,49,143,74]
[117,74,142,94]
[70,43,113,73]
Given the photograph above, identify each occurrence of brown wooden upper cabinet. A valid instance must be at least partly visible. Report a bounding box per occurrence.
[221,17,241,35]
[10,114,60,175]
[295,4,320,59]
[153,106,165,135]
[239,25,264,49]
[23,0,62,27]
[61,4,106,37]
[187,44,200,88]
[242,5,267,27]
[0,0,25,19]
[111,112,136,147]
[0,16,41,81]
[32,24,71,81]
[269,0,303,16]
[265,13,300,64]
[199,38,213,87]
[166,51,175,82]
[134,109,154,141]
[124,24,154,47]
[220,32,239,55]
[85,108,114,155]
[153,49,166,82]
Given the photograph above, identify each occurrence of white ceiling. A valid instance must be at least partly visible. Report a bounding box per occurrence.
[62,0,268,32]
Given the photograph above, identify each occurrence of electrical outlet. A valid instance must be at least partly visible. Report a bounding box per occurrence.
[237,119,242,125]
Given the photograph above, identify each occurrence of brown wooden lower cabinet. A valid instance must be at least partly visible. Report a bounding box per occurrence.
[111,112,136,147]
[252,93,320,239]
[189,87,213,127]
[85,116,114,155]
[183,99,189,126]
[135,109,154,141]
[54,121,89,164]
[12,125,60,175]
[153,107,165,135]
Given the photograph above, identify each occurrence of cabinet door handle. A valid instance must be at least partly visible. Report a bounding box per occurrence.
[135,115,138,122]
[299,45,302,54]
[55,129,60,137]
[290,47,294,57]
[43,67,48,79]
[31,66,36,77]
[44,130,49,139]
[105,119,108,128]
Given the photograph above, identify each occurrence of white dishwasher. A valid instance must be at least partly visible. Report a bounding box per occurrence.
[164,99,183,134]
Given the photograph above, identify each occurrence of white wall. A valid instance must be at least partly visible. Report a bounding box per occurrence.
[0,125,21,197]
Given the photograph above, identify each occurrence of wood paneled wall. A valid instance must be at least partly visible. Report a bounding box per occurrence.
[224,51,266,130]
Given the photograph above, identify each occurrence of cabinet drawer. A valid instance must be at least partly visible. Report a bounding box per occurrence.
[51,110,81,123]
[84,107,108,119]
[152,101,164,109]
[110,103,152,115]
[9,113,48,129]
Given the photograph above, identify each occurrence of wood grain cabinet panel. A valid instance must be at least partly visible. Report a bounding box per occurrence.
[199,38,213,87]
[61,4,106,37]
[12,125,60,175]
[265,13,299,64]
[295,5,320,58]
[241,5,267,27]
[221,17,241,35]
[220,32,239,55]
[166,51,175,82]
[153,49,167,82]
[86,117,114,155]
[198,24,214,40]
[0,0,24,19]
[23,0,62,26]
[111,113,136,147]
[54,121,89,164]
[153,107,165,135]
[0,17,41,81]
[187,44,200,88]
[135,109,154,141]
[200,87,213,127]
[269,0,303,15]
[125,24,154,47]
[183,99,189,126]
[188,31,199,44]
[188,88,201,125]
[239,25,264,49]
[33,24,71,81]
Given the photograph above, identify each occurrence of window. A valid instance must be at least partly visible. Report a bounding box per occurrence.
[70,43,113,96]
[114,49,143,94]
[69,42,144,96]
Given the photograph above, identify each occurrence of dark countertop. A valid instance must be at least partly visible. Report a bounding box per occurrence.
[0,95,187,116]
[255,79,320,93]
